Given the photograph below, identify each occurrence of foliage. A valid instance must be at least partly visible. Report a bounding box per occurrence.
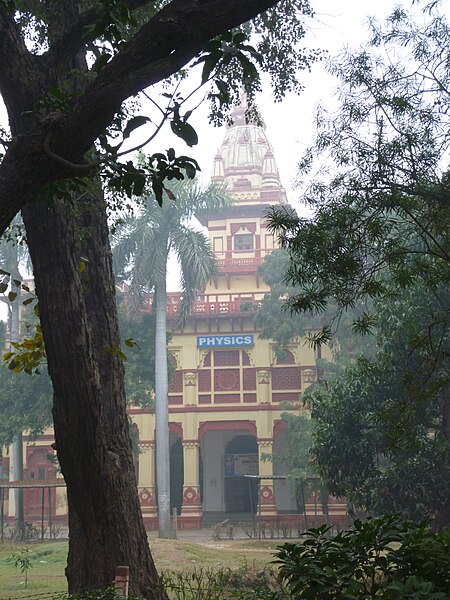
[6,546,35,588]
[266,7,450,342]
[255,249,376,363]
[308,281,450,519]
[0,0,323,231]
[275,515,450,599]
[113,178,230,325]
[118,308,174,407]
[0,0,324,594]
[161,563,289,599]
[0,361,53,445]
[0,267,52,446]
[263,5,450,525]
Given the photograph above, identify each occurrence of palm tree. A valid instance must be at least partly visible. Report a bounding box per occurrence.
[113,180,230,537]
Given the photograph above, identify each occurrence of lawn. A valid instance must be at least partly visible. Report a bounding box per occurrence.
[0,537,282,599]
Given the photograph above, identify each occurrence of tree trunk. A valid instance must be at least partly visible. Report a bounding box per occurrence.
[22,194,168,599]
[155,268,171,539]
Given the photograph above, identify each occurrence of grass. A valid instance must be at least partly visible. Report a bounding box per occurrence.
[0,537,282,599]
[0,541,68,597]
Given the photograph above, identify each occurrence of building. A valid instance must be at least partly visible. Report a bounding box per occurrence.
[130,101,340,529]
[2,101,345,531]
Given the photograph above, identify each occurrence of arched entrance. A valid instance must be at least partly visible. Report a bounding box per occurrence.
[224,435,258,514]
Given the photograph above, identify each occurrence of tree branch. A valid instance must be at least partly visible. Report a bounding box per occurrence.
[44,0,154,71]
[0,0,283,236]
[0,7,42,125]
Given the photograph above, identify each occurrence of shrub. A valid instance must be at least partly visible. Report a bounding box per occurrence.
[274,514,450,599]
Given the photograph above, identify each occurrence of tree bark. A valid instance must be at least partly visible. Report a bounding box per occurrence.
[22,195,168,598]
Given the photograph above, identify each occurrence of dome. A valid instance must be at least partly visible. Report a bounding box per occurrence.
[211,99,286,205]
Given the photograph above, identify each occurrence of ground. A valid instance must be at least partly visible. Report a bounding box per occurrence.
[0,528,288,598]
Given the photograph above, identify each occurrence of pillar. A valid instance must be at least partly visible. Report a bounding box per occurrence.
[137,442,158,529]
[257,439,277,519]
[257,370,271,404]
[180,441,202,529]
[183,372,197,406]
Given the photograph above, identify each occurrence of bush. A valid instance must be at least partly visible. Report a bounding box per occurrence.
[274,514,450,599]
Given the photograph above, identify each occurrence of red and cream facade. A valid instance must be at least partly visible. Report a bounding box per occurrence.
[3,103,345,530]
[130,102,339,529]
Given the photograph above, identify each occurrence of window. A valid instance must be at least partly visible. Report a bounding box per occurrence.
[234,233,253,251]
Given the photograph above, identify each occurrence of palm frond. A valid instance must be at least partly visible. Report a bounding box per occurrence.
[173,226,218,327]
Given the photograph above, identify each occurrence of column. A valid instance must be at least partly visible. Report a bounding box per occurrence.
[137,442,158,529]
[180,441,202,529]
[183,372,197,406]
[257,370,271,404]
[257,439,277,519]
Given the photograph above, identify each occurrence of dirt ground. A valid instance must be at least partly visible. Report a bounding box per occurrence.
[146,527,293,572]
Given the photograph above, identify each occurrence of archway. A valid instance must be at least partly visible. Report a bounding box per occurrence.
[224,435,258,514]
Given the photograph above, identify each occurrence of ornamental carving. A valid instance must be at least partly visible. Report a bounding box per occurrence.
[139,487,156,506]
[302,368,316,383]
[182,440,199,449]
[198,370,211,392]
[272,367,301,390]
[214,350,240,366]
[257,440,273,450]
[199,351,211,368]
[184,372,197,387]
[169,350,181,369]
[215,369,240,391]
[257,370,270,384]
[182,486,201,506]
[243,368,256,390]
[259,485,275,505]
[168,370,183,393]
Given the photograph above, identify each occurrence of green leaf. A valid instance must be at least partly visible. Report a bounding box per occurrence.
[122,116,150,140]
[7,291,17,302]
[152,178,164,206]
[170,120,198,147]
[201,54,219,84]
[92,52,111,73]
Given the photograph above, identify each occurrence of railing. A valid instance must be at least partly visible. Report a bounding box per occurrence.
[214,248,273,271]
[150,292,267,317]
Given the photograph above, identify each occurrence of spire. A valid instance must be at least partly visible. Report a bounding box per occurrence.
[211,153,225,182]
[210,96,286,206]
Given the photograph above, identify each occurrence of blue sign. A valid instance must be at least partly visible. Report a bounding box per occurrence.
[196,335,254,348]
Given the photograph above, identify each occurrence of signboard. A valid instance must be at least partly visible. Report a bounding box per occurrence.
[197,335,254,348]
[224,454,258,477]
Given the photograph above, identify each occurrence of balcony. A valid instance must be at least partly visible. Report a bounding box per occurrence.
[159,292,266,318]
[214,248,272,273]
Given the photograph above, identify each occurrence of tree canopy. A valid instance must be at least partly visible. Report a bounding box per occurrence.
[266,5,450,526]
[309,282,450,520]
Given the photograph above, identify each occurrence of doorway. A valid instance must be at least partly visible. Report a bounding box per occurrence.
[224,435,258,513]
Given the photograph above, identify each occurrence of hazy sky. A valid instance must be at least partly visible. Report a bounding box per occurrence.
[186,0,419,199]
